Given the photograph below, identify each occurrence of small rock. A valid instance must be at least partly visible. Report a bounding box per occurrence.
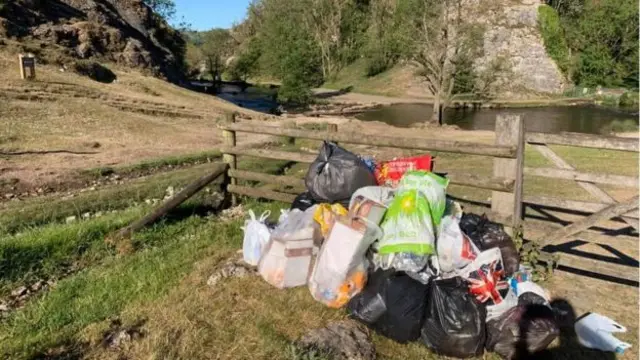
[4,193,14,199]
[297,320,375,360]
[65,216,77,224]
[219,205,246,222]
[31,280,44,292]
[11,286,28,297]
[82,212,91,219]
[0,303,9,312]
[145,199,152,205]
[90,186,97,191]
[112,175,121,181]
[94,211,103,218]
[106,330,131,349]
[207,257,255,287]
[36,188,44,194]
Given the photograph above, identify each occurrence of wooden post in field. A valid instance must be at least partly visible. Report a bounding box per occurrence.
[492,115,525,233]
[222,112,238,205]
[18,54,36,80]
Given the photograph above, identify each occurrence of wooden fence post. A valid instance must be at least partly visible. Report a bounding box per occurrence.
[492,115,525,233]
[222,112,237,205]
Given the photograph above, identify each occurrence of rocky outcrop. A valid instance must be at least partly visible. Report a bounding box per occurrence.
[474,0,568,95]
[0,0,185,81]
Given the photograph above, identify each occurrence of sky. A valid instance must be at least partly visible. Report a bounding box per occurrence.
[173,0,252,31]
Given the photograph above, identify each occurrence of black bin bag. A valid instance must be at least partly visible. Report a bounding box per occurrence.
[291,191,316,211]
[459,213,520,276]
[305,142,377,206]
[486,304,560,359]
[347,269,429,343]
[420,277,486,358]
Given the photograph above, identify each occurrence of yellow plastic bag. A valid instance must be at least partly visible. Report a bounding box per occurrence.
[313,203,348,238]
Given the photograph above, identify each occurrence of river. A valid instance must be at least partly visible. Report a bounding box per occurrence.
[355,103,639,135]
[210,83,638,135]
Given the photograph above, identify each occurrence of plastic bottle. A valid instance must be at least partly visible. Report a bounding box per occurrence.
[574,313,632,354]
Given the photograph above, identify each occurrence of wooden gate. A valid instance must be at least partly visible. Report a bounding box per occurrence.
[522,131,639,285]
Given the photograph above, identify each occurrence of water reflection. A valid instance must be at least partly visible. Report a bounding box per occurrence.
[214,84,280,114]
[355,103,639,135]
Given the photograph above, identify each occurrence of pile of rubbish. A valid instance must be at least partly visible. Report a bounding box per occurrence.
[240,142,628,358]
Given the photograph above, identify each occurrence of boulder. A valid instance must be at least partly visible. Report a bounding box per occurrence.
[297,320,376,360]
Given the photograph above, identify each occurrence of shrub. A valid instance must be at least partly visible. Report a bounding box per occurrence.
[538,5,571,75]
[618,91,639,110]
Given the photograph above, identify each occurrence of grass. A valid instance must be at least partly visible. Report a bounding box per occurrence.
[81,149,222,178]
[0,163,225,234]
[0,206,147,296]
[0,198,287,359]
[323,59,412,97]
[0,146,637,359]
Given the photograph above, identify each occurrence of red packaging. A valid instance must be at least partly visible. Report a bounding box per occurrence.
[374,155,433,186]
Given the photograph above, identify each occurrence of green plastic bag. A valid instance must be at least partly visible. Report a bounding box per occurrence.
[397,171,449,226]
[378,171,449,258]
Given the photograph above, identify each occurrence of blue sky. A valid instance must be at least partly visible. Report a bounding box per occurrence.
[174,0,252,31]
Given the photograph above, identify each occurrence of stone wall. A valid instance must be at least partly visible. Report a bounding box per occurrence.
[474,0,568,96]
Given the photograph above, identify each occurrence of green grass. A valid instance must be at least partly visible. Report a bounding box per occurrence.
[323,59,410,97]
[0,163,224,234]
[0,199,288,359]
[0,207,146,297]
[81,149,222,178]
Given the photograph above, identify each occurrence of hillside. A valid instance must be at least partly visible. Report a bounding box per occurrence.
[0,0,185,81]
[0,50,265,196]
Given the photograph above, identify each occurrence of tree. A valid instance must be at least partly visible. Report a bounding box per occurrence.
[248,0,323,104]
[400,0,484,124]
[364,0,406,76]
[200,29,234,82]
[303,0,350,79]
[562,0,638,87]
[546,0,584,18]
[144,0,176,20]
[228,38,261,81]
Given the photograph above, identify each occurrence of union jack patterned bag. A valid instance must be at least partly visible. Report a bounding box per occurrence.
[457,248,511,306]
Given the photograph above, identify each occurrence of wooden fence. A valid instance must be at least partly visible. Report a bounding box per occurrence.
[115,111,637,285]
[220,113,525,229]
[521,131,639,284]
[218,113,640,283]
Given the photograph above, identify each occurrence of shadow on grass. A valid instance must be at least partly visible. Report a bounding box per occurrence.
[28,340,87,360]
[527,299,617,360]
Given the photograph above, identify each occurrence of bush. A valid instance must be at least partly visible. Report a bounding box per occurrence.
[72,61,117,83]
[619,91,639,110]
[538,5,571,75]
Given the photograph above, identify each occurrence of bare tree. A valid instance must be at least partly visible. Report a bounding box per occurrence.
[402,0,484,124]
[304,0,349,79]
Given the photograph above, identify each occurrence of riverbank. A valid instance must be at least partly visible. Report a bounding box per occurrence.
[313,88,601,109]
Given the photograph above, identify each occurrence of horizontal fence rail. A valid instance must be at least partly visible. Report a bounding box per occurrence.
[526,132,639,152]
[523,167,638,188]
[220,122,517,158]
